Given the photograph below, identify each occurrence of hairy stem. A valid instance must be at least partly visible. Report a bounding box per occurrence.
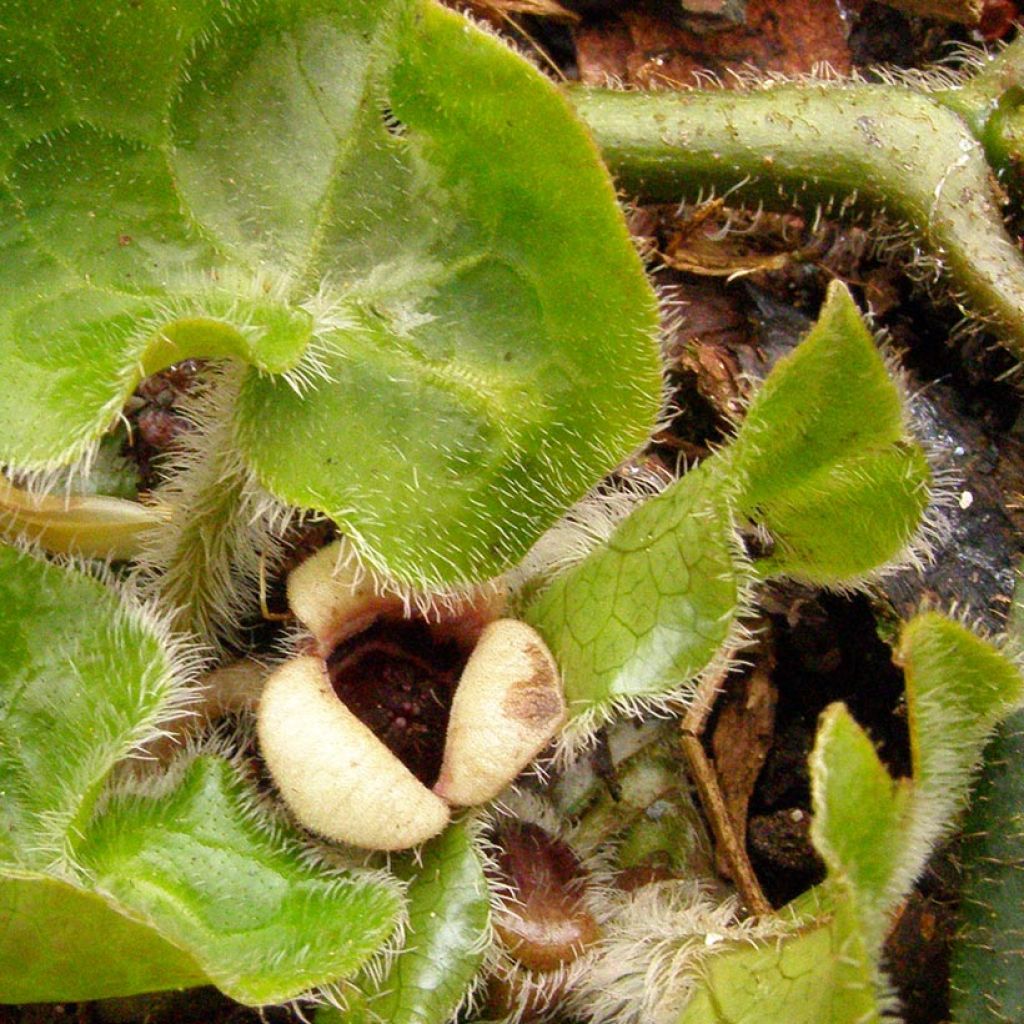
[569,69,1024,357]
[134,365,287,648]
[934,39,1024,190]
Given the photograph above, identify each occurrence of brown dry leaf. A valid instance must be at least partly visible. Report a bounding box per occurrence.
[710,658,778,875]
[576,0,851,87]
[681,655,774,917]
[663,239,791,278]
[661,278,752,363]
[663,200,804,278]
[876,0,981,23]
[658,276,752,423]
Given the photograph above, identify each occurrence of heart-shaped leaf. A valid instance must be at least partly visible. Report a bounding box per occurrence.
[0,0,661,587]
[79,756,403,1005]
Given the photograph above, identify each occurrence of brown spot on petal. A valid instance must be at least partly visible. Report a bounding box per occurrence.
[501,647,562,728]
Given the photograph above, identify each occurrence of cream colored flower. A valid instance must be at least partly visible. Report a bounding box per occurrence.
[258,540,565,850]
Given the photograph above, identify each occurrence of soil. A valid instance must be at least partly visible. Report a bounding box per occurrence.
[11,2,1024,1022]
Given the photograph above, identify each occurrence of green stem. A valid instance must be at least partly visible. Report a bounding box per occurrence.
[569,72,1024,358]
[136,366,276,647]
[934,37,1024,173]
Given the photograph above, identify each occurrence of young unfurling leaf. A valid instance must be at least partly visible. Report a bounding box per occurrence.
[577,614,1024,1024]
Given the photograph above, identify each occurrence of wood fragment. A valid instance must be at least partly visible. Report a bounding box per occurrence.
[710,658,778,874]
[680,732,772,917]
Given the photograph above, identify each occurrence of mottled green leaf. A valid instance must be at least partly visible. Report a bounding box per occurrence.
[0,544,177,870]
[524,282,931,733]
[0,877,205,1002]
[0,0,660,587]
[728,281,929,584]
[320,820,490,1024]
[78,756,402,1006]
[676,903,881,1024]
[525,462,744,724]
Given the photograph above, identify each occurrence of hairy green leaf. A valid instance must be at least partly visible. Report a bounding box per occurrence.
[900,612,1024,803]
[524,283,930,734]
[525,462,744,727]
[662,712,903,1024]
[78,756,403,1006]
[0,544,178,870]
[951,567,1024,1021]
[809,705,910,948]
[0,548,403,1003]
[803,614,1024,1014]
[728,282,929,584]
[0,877,206,1002]
[807,615,1023,994]
[672,613,1024,1024]
[676,903,881,1024]
[319,820,490,1024]
[0,0,660,586]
